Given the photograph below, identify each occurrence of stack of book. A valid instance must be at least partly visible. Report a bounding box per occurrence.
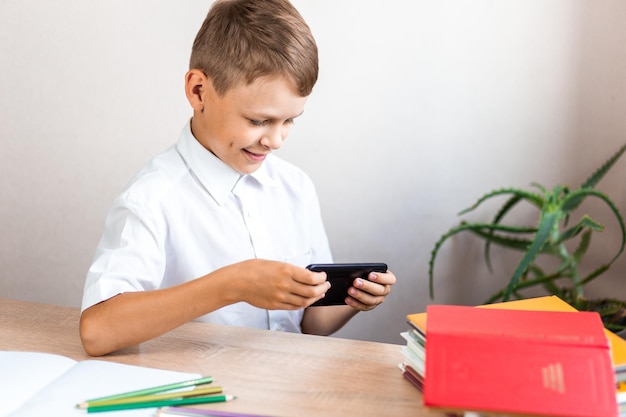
[400,295,626,417]
[617,358,626,416]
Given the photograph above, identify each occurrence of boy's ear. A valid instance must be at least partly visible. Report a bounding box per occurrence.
[185,69,209,111]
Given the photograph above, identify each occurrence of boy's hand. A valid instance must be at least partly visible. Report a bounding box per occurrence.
[344,270,396,311]
[233,259,331,310]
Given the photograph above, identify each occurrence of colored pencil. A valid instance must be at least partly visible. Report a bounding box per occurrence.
[85,394,236,413]
[76,375,213,408]
[77,386,223,408]
[157,406,275,417]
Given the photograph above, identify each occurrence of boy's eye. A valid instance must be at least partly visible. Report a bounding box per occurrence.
[248,119,295,127]
[249,119,269,127]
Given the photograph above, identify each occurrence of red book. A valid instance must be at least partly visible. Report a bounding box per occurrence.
[423,305,618,417]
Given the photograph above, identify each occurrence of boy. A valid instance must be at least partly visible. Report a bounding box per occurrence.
[80,0,396,357]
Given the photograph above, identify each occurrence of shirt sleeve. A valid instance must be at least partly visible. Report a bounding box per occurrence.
[81,198,167,312]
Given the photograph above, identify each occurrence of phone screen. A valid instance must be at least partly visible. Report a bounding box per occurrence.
[306,263,388,306]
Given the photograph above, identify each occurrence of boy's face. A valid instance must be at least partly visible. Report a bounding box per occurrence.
[189,74,308,174]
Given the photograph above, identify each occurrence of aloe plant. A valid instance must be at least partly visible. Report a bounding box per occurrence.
[428,143,626,331]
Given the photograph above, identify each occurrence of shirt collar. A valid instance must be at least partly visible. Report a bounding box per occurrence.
[175,121,277,205]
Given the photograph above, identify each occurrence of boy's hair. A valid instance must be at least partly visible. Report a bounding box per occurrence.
[190,0,318,97]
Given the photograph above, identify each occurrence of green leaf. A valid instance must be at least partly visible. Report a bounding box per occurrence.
[484,270,567,304]
[581,142,626,189]
[502,209,561,301]
[468,229,535,251]
[484,195,525,272]
[530,182,547,194]
[429,222,537,298]
[458,188,543,216]
[572,229,592,264]
[428,223,469,298]
[580,264,610,286]
[462,190,543,271]
[560,188,595,213]
[556,215,604,246]
[565,189,626,264]
[465,227,560,254]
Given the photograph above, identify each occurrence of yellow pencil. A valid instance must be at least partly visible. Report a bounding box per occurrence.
[86,394,236,413]
[76,375,214,408]
[77,385,222,409]
[76,375,213,408]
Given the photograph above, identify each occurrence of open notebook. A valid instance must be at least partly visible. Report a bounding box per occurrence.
[0,351,200,417]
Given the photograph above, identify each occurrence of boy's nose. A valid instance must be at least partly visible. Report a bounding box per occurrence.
[261,127,285,150]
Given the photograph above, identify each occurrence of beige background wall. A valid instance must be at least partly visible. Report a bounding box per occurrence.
[1,1,625,344]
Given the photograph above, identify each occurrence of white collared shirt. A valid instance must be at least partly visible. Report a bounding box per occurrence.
[82,122,333,332]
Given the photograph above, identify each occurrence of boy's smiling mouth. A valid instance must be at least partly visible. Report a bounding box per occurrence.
[243,148,268,162]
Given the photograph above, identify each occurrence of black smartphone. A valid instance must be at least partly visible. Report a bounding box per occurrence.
[306,263,388,306]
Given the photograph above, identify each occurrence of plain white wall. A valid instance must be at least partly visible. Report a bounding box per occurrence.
[1,1,625,345]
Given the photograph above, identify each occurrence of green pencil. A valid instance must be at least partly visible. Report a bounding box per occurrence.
[77,386,223,408]
[86,394,236,413]
[77,375,213,408]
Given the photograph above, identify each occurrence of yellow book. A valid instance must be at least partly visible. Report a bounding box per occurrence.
[407,295,626,370]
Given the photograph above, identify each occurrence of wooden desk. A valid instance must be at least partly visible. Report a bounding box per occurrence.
[0,299,441,417]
